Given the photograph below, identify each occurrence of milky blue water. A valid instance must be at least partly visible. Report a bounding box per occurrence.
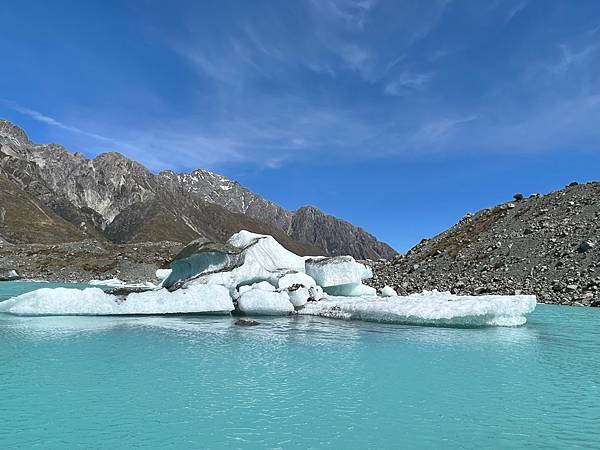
[1,282,599,449]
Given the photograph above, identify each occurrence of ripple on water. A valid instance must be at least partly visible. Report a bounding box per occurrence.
[0,284,599,449]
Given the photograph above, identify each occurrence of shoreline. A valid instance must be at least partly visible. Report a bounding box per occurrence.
[2,239,598,308]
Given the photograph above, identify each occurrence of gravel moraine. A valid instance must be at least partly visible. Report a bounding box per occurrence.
[365,182,599,307]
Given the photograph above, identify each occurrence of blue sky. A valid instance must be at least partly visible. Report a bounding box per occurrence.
[1,0,599,251]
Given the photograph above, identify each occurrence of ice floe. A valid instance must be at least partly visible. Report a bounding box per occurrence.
[0,285,233,316]
[299,291,537,327]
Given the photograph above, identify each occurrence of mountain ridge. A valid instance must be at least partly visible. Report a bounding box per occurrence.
[0,119,396,259]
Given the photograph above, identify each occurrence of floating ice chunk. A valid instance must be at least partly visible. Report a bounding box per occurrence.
[156,269,172,281]
[299,292,537,327]
[236,289,294,316]
[308,285,326,301]
[324,283,377,297]
[0,285,234,316]
[0,269,20,281]
[287,287,310,307]
[380,286,398,297]
[277,272,317,290]
[305,256,372,287]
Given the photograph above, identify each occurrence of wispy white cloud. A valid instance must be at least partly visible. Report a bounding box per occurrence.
[553,42,600,74]
[413,115,478,144]
[506,0,527,22]
[384,71,433,96]
[337,44,372,69]
[310,0,377,30]
[1,99,134,151]
[4,1,597,175]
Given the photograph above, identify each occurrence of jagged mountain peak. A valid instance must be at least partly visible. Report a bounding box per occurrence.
[291,205,396,259]
[295,205,320,214]
[0,119,31,146]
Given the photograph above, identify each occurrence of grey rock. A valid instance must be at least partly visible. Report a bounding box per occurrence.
[578,241,595,253]
[235,319,260,326]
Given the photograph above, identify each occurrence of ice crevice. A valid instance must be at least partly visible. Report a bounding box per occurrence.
[0,230,537,326]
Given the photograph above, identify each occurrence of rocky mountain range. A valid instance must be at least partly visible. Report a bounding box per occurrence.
[367,182,599,306]
[0,119,395,259]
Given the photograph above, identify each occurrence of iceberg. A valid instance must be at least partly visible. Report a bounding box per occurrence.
[174,231,307,292]
[0,269,20,281]
[305,256,372,287]
[0,285,234,316]
[299,292,537,327]
[237,289,294,316]
[380,286,398,297]
[0,230,537,326]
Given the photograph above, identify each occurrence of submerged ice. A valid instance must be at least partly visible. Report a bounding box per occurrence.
[299,292,537,327]
[0,230,537,326]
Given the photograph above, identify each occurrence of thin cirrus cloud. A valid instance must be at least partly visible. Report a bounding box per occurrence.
[0,99,132,151]
[1,0,598,172]
[384,71,433,96]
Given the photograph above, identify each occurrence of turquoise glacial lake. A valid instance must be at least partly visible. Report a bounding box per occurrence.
[1,281,599,449]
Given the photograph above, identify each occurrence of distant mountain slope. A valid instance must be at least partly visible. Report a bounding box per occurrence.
[368,182,600,306]
[290,206,396,260]
[104,196,323,256]
[0,119,395,258]
[0,175,87,243]
[158,171,396,259]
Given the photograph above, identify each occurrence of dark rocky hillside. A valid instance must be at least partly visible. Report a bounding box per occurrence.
[367,182,600,306]
[290,205,395,260]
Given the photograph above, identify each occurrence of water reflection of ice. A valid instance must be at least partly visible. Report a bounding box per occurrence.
[0,312,539,351]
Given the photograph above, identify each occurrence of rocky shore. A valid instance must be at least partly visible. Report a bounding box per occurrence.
[365,182,599,307]
[0,240,183,284]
